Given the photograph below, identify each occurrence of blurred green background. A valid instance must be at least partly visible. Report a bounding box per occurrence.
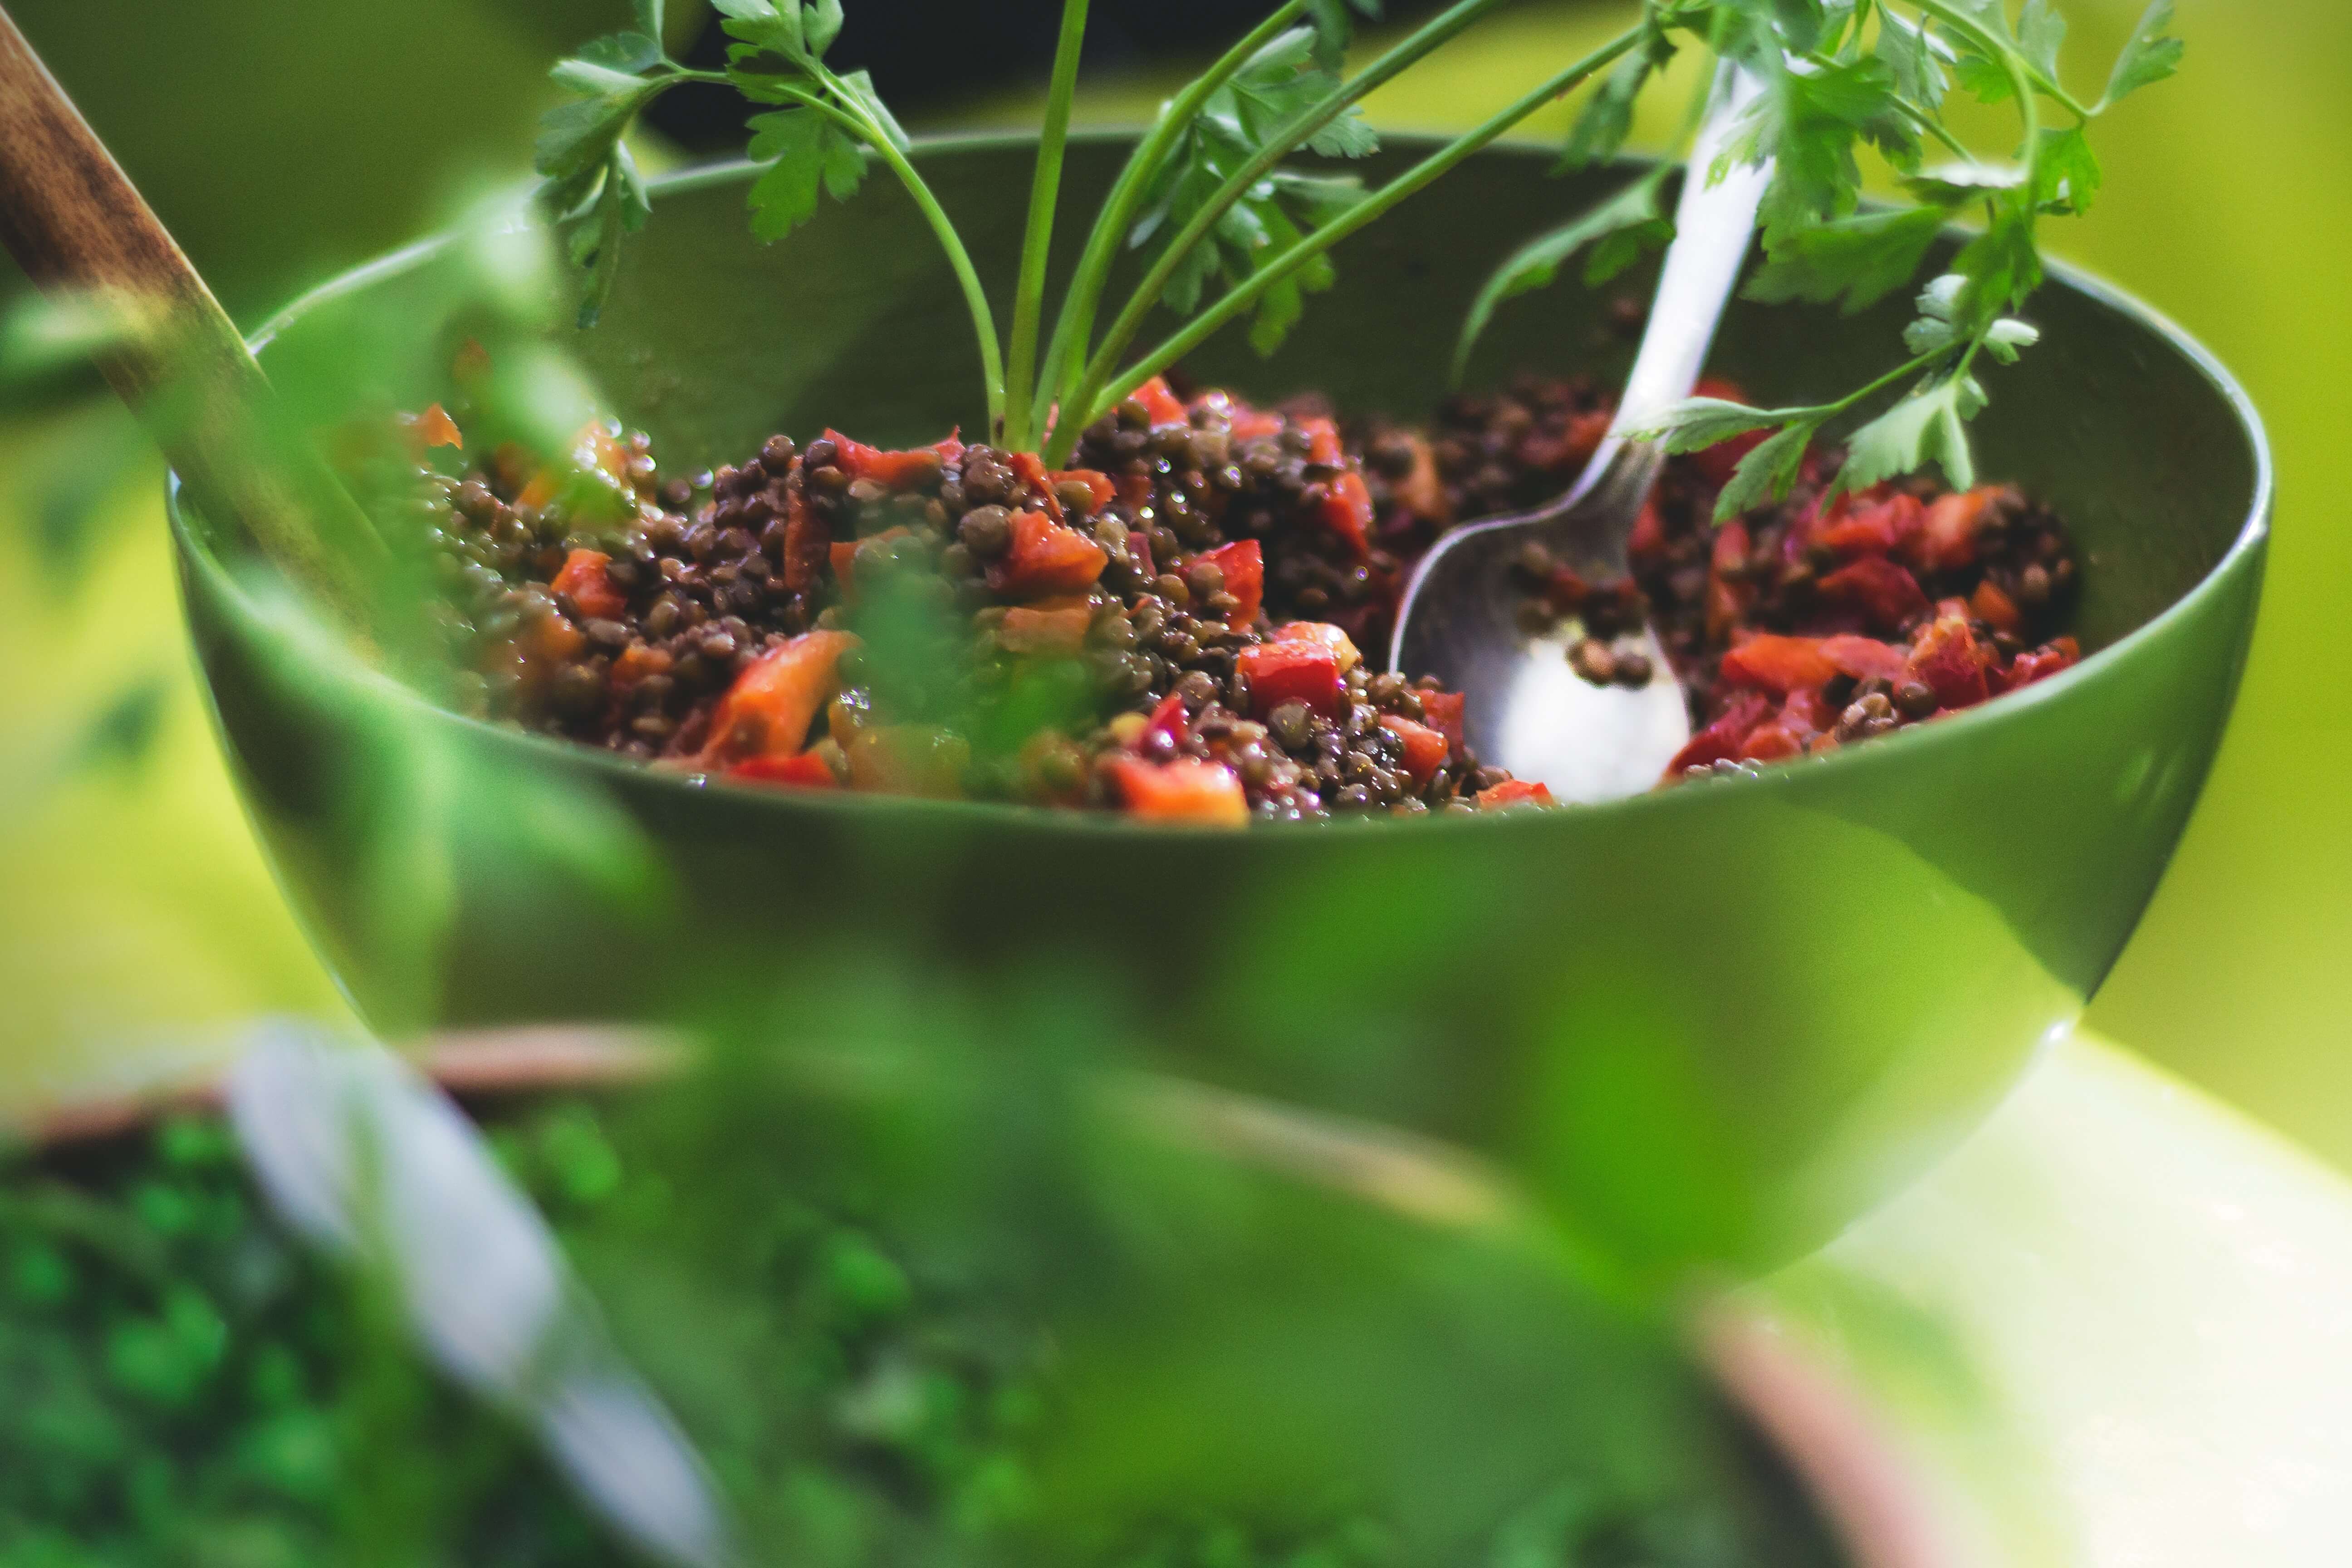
[2,0,2344,1169]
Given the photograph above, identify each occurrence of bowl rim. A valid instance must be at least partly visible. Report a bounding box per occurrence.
[175,130,2274,843]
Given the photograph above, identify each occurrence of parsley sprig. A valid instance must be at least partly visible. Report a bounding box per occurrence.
[1457,0,2180,518]
[537,0,1656,462]
[535,0,2176,497]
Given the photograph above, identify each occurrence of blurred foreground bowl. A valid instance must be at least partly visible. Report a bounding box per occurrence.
[171,135,2270,1274]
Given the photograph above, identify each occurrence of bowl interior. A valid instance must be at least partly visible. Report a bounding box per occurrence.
[255,135,2264,661]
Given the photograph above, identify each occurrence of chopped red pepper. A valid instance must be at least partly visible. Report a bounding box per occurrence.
[1379,715,1450,786]
[781,475,828,592]
[610,643,673,690]
[1236,641,1344,716]
[1906,488,1991,573]
[730,752,838,790]
[1904,614,1992,710]
[1666,691,1774,775]
[1228,406,1285,443]
[1052,468,1116,511]
[1970,578,2023,633]
[1705,519,1754,642]
[409,402,463,454]
[1415,690,1465,750]
[1320,470,1374,559]
[1131,376,1191,428]
[987,510,1109,598]
[1141,690,1189,751]
[701,631,858,764]
[550,549,627,621]
[1111,757,1248,825]
[2001,636,2080,691]
[1199,539,1263,625]
[1719,634,1841,696]
[1738,722,1806,762]
[998,602,1093,656]
[1818,556,1931,633]
[1815,490,1924,558]
[1818,634,1911,684]
[1298,416,1344,467]
[1475,779,1555,811]
[1269,620,1361,673]
[824,428,948,491]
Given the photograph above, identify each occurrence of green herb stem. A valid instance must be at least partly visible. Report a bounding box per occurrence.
[1070,24,1646,451]
[1054,0,1533,462]
[1002,0,1093,449]
[1028,0,1313,445]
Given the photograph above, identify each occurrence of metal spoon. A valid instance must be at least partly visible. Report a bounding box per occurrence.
[1390,67,1772,804]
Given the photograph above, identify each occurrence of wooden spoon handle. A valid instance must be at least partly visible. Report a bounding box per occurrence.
[0,5,386,621]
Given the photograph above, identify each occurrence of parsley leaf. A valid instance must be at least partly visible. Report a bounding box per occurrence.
[2018,0,2066,80]
[1744,205,1945,313]
[1303,0,1382,71]
[2102,0,2183,108]
[745,108,867,243]
[1560,17,1677,171]
[1833,373,1984,495]
[2035,125,2101,215]
[1874,12,1947,112]
[1642,396,1791,453]
[632,0,664,38]
[1454,171,1674,383]
[1129,28,1374,331]
[1721,56,1916,244]
[1714,421,1816,518]
[568,142,652,329]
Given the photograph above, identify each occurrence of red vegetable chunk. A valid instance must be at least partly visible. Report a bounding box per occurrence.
[1415,690,1465,750]
[1379,714,1450,786]
[1321,470,1374,559]
[1818,556,1930,633]
[1666,691,1774,776]
[1719,635,1840,696]
[1905,614,1991,710]
[730,753,838,790]
[1475,779,1554,810]
[989,510,1109,597]
[824,428,947,490]
[1111,757,1248,824]
[1199,539,1264,626]
[550,549,627,621]
[1237,641,1343,715]
[701,631,857,764]
[997,602,1093,656]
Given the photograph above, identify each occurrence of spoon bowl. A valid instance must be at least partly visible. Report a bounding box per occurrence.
[173,135,2269,1274]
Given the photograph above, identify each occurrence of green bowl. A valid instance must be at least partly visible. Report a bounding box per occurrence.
[173,135,2269,1274]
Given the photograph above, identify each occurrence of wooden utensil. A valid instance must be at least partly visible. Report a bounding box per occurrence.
[0,3,385,626]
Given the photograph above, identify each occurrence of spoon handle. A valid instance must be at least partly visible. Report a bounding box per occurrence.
[0,6,385,618]
[1611,65,1773,436]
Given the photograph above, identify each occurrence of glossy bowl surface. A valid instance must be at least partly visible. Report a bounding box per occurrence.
[175,135,2270,1271]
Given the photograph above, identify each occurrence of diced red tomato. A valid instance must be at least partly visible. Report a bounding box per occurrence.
[1052,468,1116,511]
[1970,578,2023,633]
[1705,519,1753,641]
[701,631,858,764]
[1009,451,1059,519]
[1198,539,1263,625]
[1298,415,1343,467]
[1415,690,1465,750]
[1815,489,1924,557]
[1229,406,1285,443]
[1389,433,1451,523]
[1131,376,1191,428]
[1719,634,1840,696]
[823,428,948,490]
[1904,614,1991,711]
[1269,620,1361,673]
[1906,488,1993,573]
[1379,715,1450,786]
[1818,634,1910,684]
[1780,686,1839,735]
[1320,470,1375,559]
[998,602,1093,656]
[2002,637,2080,691]
[988,510,1109,597]
[550,549,627,621]
[1738,722,1806,762]
[1141,690,1189,751]
[1236,641,1344,716]
[1666,691,1774,775]
[1475,779,1555,810]
[729,752,838,790]
[527,613,584,665]
[828,526,909,603]
[1111,757,1248,825]
[1818,556,1931,633]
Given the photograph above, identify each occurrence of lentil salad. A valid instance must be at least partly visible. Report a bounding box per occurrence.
[394,368,2081,823]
